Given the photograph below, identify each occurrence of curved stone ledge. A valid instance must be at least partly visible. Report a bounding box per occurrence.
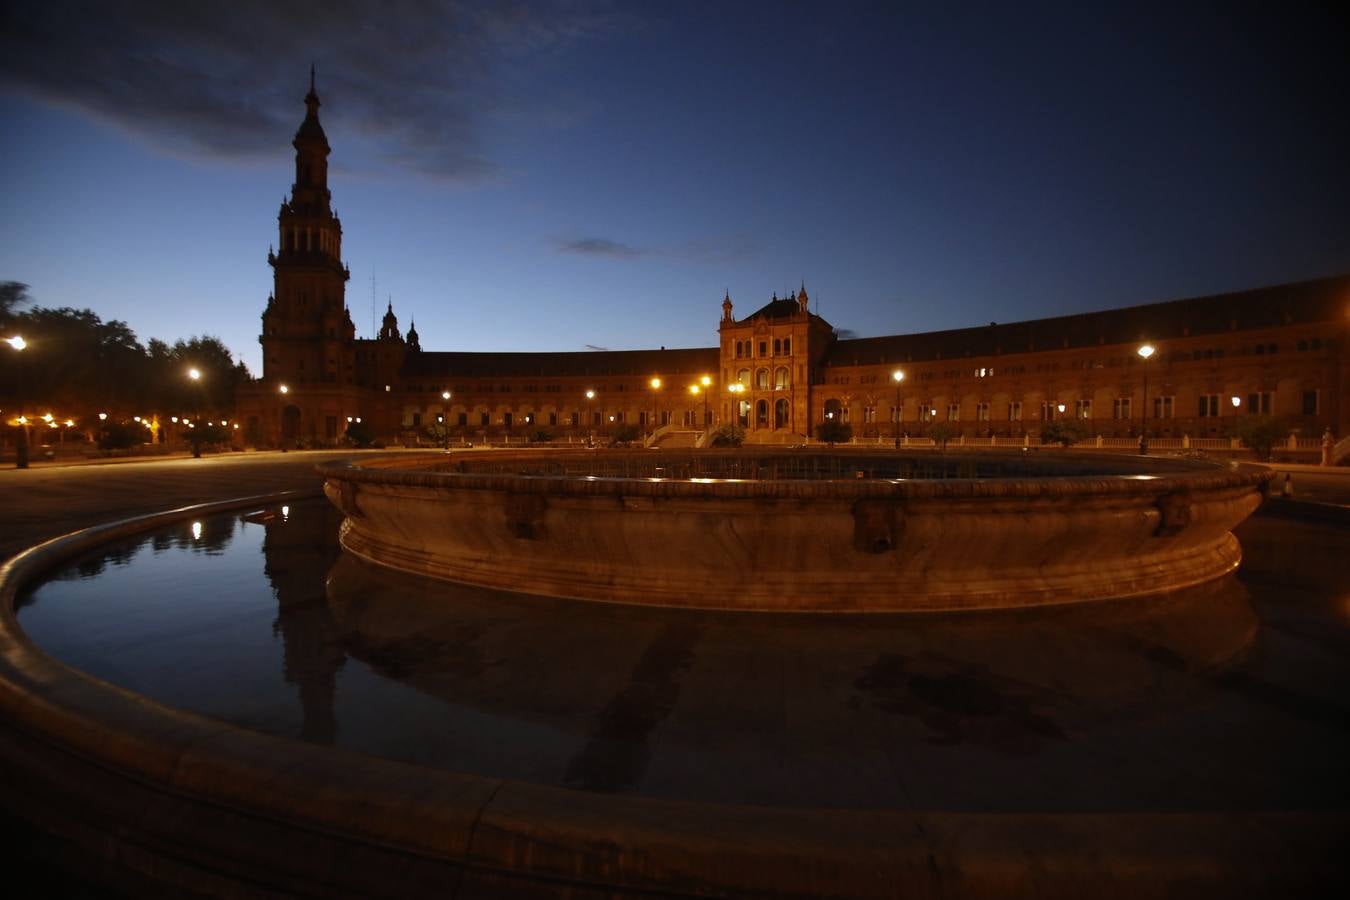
[1,492,1345,897]
[322,451,1274,611]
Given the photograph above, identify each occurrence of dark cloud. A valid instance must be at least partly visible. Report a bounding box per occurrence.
[0,0,618,179]
[556,237,643,259]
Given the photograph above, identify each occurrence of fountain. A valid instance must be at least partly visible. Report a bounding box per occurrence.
[320,449,1274,610]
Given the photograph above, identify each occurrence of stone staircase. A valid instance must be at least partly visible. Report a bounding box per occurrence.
[651,429,701,449]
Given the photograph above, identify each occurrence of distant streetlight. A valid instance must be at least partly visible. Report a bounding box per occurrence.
[649,377,662,440]
[1137,343,1155,454]
[440,390,452,448]
[891,369,905,449]
[277,383,290,451]
[5,334,28,468]
[728,381,746,427]
[1231,395,1241,410]
[187,368,204,457]
[585,389,595,446]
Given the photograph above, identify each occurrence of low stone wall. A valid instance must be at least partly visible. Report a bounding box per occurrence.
[321,450,1275,611]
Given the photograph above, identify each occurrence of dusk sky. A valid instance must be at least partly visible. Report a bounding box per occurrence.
[2,2,1346,376]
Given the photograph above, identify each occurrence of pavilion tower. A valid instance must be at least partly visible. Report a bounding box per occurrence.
[260,67,354,388]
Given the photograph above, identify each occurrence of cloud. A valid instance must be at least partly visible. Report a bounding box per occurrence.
[0,0,619,180]
[556,237,644,259]
[552,233,760,263]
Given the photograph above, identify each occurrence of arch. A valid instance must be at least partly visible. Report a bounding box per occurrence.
[281,405,301,446]
[774,366,790,389]
[755,367,769,390]
[737,368,751,386]
[823,398,843,420]
[775,398,790,428]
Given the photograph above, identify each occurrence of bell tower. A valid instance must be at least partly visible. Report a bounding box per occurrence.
[260,67,354,388]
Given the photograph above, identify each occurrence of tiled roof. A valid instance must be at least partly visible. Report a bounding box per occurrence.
[401,346,720,380]
[741,297,801,321]
[821,274,1350,367]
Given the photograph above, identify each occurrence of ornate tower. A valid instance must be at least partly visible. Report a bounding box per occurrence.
[260,68,354,388]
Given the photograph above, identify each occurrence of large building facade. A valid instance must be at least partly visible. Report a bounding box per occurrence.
[236,83,1350,449]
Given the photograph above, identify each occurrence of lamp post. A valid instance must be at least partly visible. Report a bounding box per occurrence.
[441,389,451,449]
[648,377,662,441]
[278,383,289,451]
[6,334,27,468]
[1137,343,1155,455]
[891,369,905,450]
[699,375,712,428]
[187,367,203,458]
[585,390,595,447]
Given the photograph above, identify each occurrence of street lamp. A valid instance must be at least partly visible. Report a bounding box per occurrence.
[891,369,905,449]
[277,383,290,451]
[585,389,595,446]
[5,334,27,468]
[649,377,662,440]
[1231,395,1241,411]
[699,375,712,428]
[185,368,206,457]
[1137,343,1155,455]
[441,389,451,449]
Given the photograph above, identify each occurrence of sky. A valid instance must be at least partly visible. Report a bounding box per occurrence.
[1,1,1347,376]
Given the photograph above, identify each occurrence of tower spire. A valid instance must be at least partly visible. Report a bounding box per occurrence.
[310,63,316,94]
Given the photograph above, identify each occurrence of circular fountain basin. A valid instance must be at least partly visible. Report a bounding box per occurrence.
[320,450,1274,611]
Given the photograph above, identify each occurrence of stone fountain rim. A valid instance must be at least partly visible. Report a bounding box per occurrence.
[318,449,1276,501]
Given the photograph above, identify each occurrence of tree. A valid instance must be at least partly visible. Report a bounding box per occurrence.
[609,423,641,446]
[1040,419,1090,447]
[709,423,745,447]
[344,421,375,448]
[1233,416,1286,461]
[0,281,31,322]
[816,419,853,445]
[530,428,555,443]
[928,422,957,450]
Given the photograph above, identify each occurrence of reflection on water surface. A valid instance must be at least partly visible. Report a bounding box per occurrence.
[16,499,1350,812]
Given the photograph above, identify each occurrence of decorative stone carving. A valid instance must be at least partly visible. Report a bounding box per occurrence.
[853,499,902,553]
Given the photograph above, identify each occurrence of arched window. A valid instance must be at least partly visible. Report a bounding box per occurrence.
[773,338,782,355]
[735,341,743,358]
[737,368,751,385]
[756,399,769,426]
[824,398,843,420]
[756,368,769,390]
[783,338,791,355]
[774,366,790,389]
[775,398,790,428]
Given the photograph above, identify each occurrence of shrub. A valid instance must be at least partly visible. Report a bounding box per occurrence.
[344,421,376,448]
[1040,419,1090,447]
[928,422,957,450]
[97,421,145,451]
[609,423,642,446]
[1232,416,1286,461]
[816,419,853,445]
[530,428,554,443]
[709,423,745,447]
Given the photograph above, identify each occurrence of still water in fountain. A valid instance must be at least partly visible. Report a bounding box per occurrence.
[15,498,1350,812]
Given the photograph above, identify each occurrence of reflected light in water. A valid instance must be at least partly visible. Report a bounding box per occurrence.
[191,521,202,541]
[281,506,290,520]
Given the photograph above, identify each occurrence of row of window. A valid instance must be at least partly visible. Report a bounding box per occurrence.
[833,391,1316,423]
[732,337,792,359]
